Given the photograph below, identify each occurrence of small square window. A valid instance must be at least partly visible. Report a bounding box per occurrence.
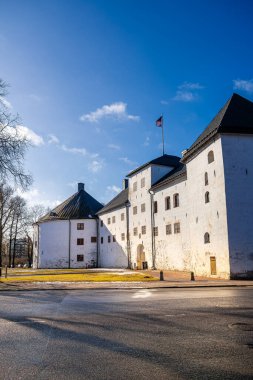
[108,218,111,224]
[166,224,172,235]
[121,213,125,221]
[133,227,138,236]
[154,201,158,213]
[141,178,145,188]
[77,254,84,262]
[108,236,111,243]
[101,237,103,244]
[133,206,137,215]
[121,233,125,241]
[113,235,116,242]
[112,216,116,223]
[141,203,145,212]
[91,236,97,243]
[141,225,146,234]
[77,238,84,245]
[153,226,158,236]
[100,220,103,227]
[133,181,137,191]
[174,223,180,234]
[77,223,84,230]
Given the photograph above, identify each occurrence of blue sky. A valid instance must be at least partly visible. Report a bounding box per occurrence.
[1,0,253,207]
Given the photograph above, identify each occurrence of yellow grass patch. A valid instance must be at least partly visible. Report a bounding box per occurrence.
[0,272,158,283]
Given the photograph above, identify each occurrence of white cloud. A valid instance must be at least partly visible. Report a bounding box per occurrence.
[178,82,204,90]
[61,144,87,156]
[160,100,169,105]
[80,102,140,123]
[173,90,197,102]
[107,185,121,194]
[144,136,150,147]
[5,125,44,146]
[108,143,120,150]
[88,159,104,173]
[233,79,253,93]
[48,134,60,144]
[16,187,61,208]
[0,96,12,109]
[119,157,137,166]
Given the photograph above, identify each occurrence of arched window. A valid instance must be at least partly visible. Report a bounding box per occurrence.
[204,232,210,244]
[205,172,208,186]
[173,193,179,208]
[208,150,214,164]
[205,191,210,203]
[165,196,171,210]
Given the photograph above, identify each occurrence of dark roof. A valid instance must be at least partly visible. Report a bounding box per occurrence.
[38,189,103,222]
[97,188,129,215]
[151,163,187,190]
[182,93,253,161]
[126,154,181,177]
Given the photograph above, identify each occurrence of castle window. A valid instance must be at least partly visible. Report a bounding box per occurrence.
[77,254,84,262]
[174,222,180,234]
[205,172,208,186]
[112,216,116,223]
[91,237,97,243]
[141,203,146,212]
[121,213,125,221]
[133,227,138,236]
[165,196,171,210]
[141,177,145,188]
[77,223,84,230]
[100,220,103,227]
[173,193,179,208]
[166,224,172,235]
[208,150,214,164]
[133,206,137,215]
[108,218,111,224]
[133,181,137,191]
[101,237,103,244]
[154,201,158,213]
[108,236,111,243]
[77,238,84,245]
[121,233,125,241]
[204,232,210,244]
[113,235,116,242]
[141,225,146,234]
[205,191,210,203]
[153,226,158,236]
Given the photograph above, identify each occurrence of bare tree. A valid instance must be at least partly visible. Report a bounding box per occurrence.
[0,79,32,190]
[0,182,15,269]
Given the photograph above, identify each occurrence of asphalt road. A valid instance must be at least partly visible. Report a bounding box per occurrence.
[0,287,252,380]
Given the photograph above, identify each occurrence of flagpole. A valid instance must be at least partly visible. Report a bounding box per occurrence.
[162,114,164,155]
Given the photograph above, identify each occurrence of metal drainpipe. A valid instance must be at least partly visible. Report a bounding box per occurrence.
[68,219,71,269]
[149,190,156,269]
[125,201,131,269]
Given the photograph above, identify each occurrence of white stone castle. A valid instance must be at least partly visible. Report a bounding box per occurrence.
[33,93,253,279]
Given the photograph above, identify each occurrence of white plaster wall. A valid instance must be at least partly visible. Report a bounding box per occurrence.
[37,220,69,268]
[70,219,97,268]
[153,178,190,271]
[33,224,39,268]
[34,219,98,268]
[99,206,128,268]
[221,135,253,278]
[128,167,153,268]
[186,138,230,278]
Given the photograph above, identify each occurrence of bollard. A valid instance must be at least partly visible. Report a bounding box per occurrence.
[191,271,195,281]
[160,270,164,281]
[5,265,7,278]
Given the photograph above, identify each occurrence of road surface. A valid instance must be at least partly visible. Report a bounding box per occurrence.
[0,287,252,379]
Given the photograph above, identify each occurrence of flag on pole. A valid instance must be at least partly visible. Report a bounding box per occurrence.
[156,115,163,127]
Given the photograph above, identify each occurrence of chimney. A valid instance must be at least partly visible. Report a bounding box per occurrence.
[122,178,129,190]
[78,183,85,191]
